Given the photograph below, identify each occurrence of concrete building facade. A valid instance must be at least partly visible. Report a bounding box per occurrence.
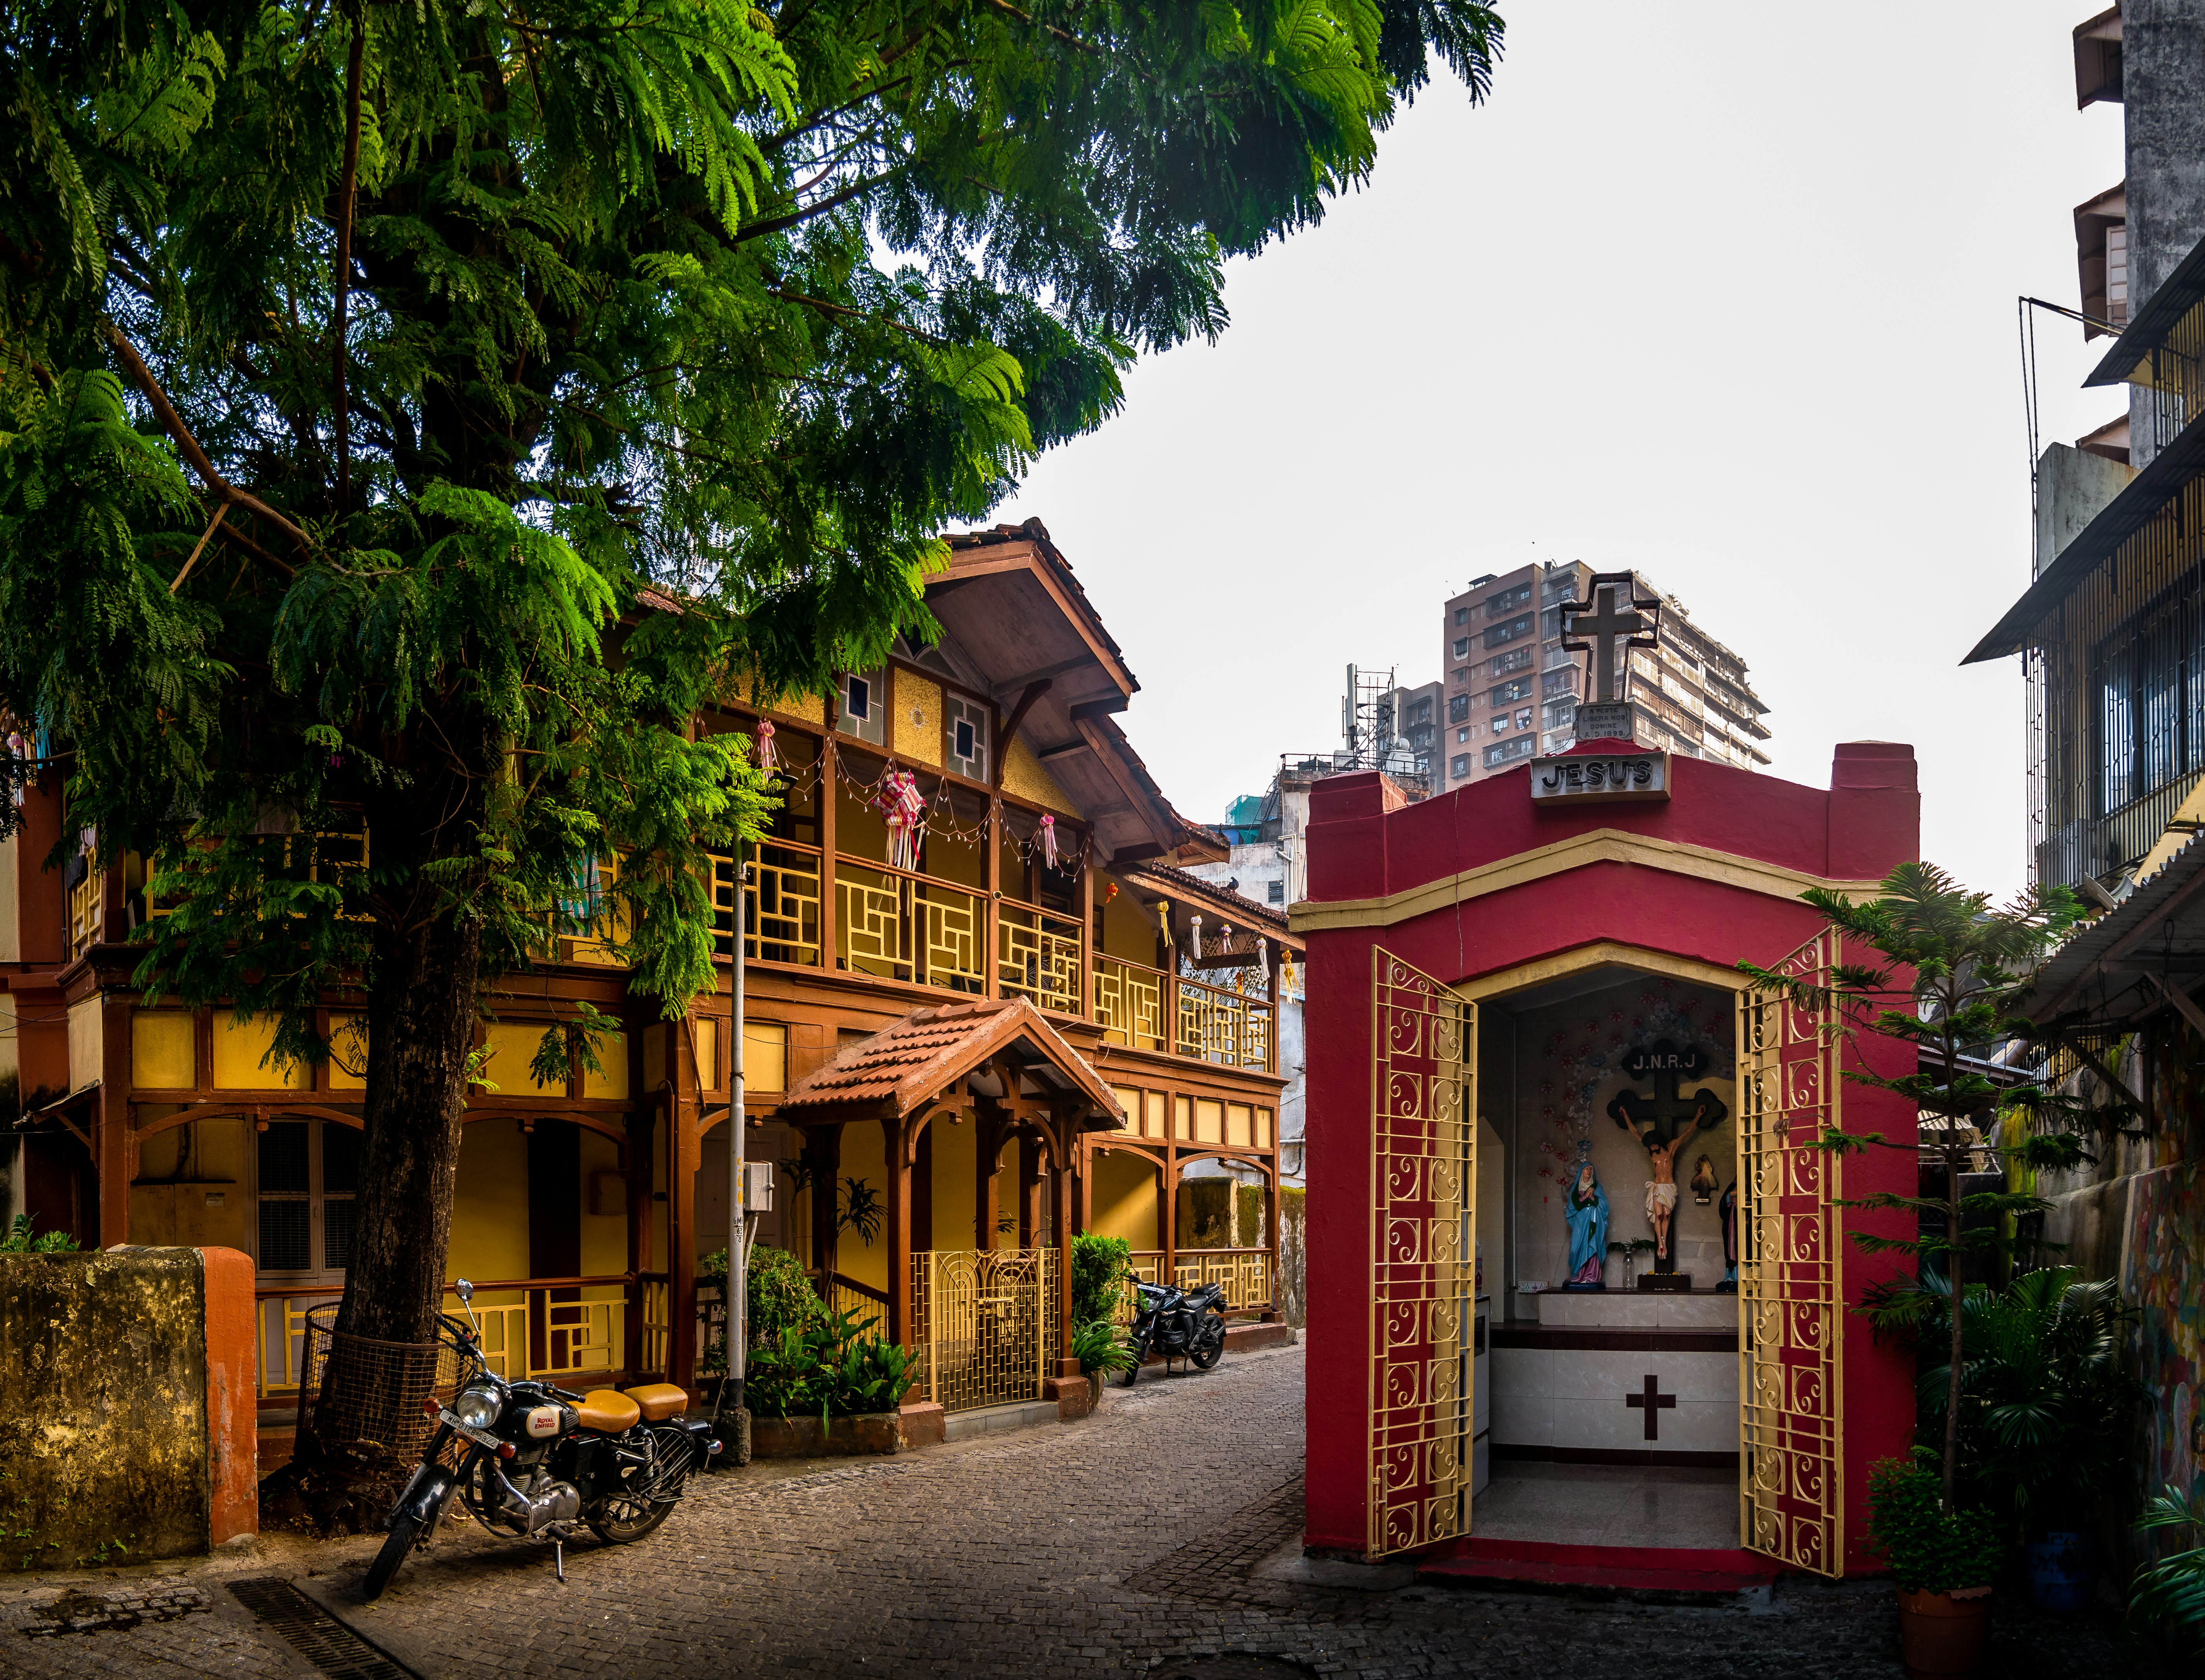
[1437,561,1772,791]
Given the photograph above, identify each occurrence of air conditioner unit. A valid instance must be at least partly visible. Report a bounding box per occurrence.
[743,1160,775,1213]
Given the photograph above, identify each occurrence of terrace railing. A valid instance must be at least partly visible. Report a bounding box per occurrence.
[1095,956,1167,1053]
[836,857,986,993]
[998,901,1083,1014]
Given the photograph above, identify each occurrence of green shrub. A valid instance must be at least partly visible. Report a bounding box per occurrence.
[1072,1318,1136,1382]
[0,1214,78,1254]
[699,1243,826,1377]
[1071,1233,1131,1328]
[747,1306,916,1426]
[1866,1457,2005,1593]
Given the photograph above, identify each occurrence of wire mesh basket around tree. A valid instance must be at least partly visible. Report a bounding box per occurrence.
[296,1304,465,1469]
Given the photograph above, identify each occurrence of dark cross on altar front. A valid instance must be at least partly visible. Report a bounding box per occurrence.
[1626,1373,1677,1441]
[1561,573,1662,702]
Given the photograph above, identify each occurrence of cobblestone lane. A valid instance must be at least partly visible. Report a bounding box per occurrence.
[0,1345,2175,1680]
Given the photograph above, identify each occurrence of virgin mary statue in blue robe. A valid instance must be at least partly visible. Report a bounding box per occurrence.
[1563,1162,1609,1289]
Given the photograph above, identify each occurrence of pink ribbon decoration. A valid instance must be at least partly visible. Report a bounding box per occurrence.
[756,720,777,771]
[883,770,926,870]
[1038,812,1059,868]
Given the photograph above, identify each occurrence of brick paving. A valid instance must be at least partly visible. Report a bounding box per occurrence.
[0,1343,2178,1679]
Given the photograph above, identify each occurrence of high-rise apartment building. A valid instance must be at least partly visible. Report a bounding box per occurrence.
[1435,561,1772,791]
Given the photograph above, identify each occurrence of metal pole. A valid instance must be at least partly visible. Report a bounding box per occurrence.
[717,843,752,1462]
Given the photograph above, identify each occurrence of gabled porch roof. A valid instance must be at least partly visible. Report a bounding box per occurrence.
[775,997,1127,1130]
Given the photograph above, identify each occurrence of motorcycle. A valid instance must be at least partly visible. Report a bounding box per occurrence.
[363,1278,720,1601]
[1118,1278,1228,1385]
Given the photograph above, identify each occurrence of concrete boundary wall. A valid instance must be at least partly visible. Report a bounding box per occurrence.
[0,1245,256,1570]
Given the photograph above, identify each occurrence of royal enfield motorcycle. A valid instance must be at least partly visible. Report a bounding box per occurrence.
[364,1279,720,1601]
[1118,1278,1228,1385]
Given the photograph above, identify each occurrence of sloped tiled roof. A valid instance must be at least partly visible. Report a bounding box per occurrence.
[1123,862,1302,947]
[776,996,1126,1127]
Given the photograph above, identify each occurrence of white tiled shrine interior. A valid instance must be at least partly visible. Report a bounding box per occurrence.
[1471,964,1743,1549]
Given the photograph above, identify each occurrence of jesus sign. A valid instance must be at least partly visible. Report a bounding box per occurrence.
[1606,1040,1728,1275]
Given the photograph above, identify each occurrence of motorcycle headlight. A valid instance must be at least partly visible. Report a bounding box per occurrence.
[454,1385,501,1431]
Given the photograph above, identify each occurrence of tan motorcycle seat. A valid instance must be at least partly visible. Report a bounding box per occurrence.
[575,1389,642,1433]
[623,1382,689,1423]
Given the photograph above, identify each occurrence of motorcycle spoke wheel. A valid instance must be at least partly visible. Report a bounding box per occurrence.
[362,1514,421,1602]
[1190,1323,1225,1370]
[585,1491,677,1544]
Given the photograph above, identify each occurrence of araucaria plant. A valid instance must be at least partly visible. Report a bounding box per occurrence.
[1740,862,2107,1513]
[0,0,1505,1429]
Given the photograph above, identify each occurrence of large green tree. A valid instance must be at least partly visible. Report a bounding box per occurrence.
[0,0,1503,1359]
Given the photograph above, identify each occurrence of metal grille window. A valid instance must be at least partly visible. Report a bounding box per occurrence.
[256,1120,359,1279]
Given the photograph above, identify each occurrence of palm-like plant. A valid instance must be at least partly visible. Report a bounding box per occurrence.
[2129,1485,2205,1653]
[1892,1267,2145,1532]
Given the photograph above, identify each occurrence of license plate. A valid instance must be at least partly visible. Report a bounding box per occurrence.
[438,1409,503,1451]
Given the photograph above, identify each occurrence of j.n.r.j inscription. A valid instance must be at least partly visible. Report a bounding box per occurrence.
[1530,753,1670,804]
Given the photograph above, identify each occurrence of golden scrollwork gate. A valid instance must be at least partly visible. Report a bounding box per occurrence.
[1737,931,1844,1576]
[912,1248,1057,1413]
[1368,948,1476,1557]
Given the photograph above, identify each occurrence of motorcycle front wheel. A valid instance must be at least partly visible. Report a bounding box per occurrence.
[1189,1316,1226,1370]
[362,1514,421,1602]
[1119,1335,1147,1386]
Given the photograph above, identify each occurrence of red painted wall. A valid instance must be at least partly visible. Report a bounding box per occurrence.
[1301,744,1919,1573]
[199,1247,258,1547]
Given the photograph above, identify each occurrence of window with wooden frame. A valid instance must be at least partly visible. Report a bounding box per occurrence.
[254,1119,359,1281]
[944,689,990,781]
[839,667,888,746]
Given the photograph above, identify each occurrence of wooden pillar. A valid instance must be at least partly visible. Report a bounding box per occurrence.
[1265,939,1283,1074]
[809,1121,842,1277]
[1162,1142,1177,1288]
[624,1108,655,1376]
[1054,1121,1078,1375]
[1077,852,1095,1020]
[669,1090,700,1389]
[1078,1137,1093,1237]
[819,718,840,971]
[976,1118,1002,1250]
[984,786,1002,1001]
[883,1111,913,1348]
[1018,1135,1043,1249]
[97,995,134,1245]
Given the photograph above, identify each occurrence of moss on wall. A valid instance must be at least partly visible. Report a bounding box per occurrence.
[0,1248,209,1570]
[1278,1187,1306,1326]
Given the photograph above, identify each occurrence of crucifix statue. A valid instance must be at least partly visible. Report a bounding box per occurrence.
[1560,572,1661,742]
[1606,1039,1728,1281]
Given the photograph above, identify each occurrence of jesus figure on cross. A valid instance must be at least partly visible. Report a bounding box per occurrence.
[1606,1040,1729,1271]
[1628,1115,1706,1266]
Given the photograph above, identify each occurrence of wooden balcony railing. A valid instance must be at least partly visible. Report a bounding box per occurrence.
[998,901,1082,1014]
[1095,955,1167,1053]
[1112,1248,1273,1324]
[836,856,987,992]
[253,1274,645,1401]
[712,840,824,966]
[1175,975,1273,1070]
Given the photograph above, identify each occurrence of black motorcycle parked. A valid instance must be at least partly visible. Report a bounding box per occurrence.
[364,1278,720,1601]
[1119,1278,1228,1385]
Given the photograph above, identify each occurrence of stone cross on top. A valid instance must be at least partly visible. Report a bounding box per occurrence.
[1560,571,1662,704]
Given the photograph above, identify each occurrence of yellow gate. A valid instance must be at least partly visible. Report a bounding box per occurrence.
[1367,948,1477,1557]
[912,1248,1057,1414]
[1737,932,1845,1576]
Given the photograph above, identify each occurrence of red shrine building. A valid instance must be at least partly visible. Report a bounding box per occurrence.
[1292,737,1921,1582]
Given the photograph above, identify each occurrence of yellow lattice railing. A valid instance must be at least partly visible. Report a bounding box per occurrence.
[68,866,103,959]
[1113,1251,1167,1324]
[253,1278,639,1400]
[911,1247,1056,1413]
[998,901,1082,1013]
[711,841,823,966]
[836,858,984,992]
[1176,976,1273,1069]
[1173,1247,1273,1312]
[1095,956,1166,1051]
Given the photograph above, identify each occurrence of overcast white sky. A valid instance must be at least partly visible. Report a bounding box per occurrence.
[992,3,2126,900]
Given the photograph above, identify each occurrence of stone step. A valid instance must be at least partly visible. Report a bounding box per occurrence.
[942,1398,1061,1441]
[1416,1538,1782,1602]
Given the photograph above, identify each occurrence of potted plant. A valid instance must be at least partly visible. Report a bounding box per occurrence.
[1868,1456,2004,1679]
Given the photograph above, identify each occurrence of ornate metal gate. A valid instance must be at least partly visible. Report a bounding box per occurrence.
[1737,932,1844,1576]
[1368,948,1476,1557]
[912,1248,1056,1413]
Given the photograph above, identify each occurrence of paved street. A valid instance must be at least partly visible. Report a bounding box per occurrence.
[0,1343,2174,1680]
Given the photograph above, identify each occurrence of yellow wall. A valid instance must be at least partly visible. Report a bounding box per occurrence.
[128,1115,252,1250]
[582,1030,630,1100]
[836,1117,888,1291]
[579,1126,627,1276]
[922,826,986,889]
[837,778,891,862]
[893,670,943,767]
[329,1014,368,1090]
[479,1021,564,1095]
[449,1120,532,1283]
[212,1015,308,1090]
[1099,883,1160,963]
[744,1021,787,1092]
[1089,1150,1159,1249]
[131,1011,196,1088]
[928,1110,976,1251]
[1001,738,1077,815]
